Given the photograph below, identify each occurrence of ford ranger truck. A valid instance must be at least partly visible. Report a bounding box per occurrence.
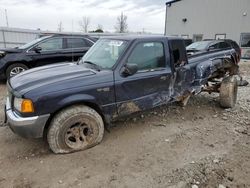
[5,36,239,153]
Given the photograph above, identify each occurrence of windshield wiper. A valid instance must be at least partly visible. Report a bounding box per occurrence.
[83,61,102,71]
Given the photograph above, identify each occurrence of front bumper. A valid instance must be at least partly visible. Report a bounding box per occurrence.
[5,96,50,138]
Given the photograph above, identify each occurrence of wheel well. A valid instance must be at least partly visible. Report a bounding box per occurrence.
[43,101,105,138]
[5,61,29,75]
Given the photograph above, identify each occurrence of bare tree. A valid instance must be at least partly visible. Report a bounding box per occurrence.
[97,24,103,31]
[79,16,90,33]
[115,12,128,33]
[57,21,63,32]
[94,24,104,33]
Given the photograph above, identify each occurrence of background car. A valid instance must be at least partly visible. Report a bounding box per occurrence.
[239,33,250,59]
[184,39,193,47]
[0,34,97,79]
[186,39,241,59]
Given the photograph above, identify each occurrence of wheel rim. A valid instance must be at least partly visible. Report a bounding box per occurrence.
[64,121,95,149]
[10,67,26,77]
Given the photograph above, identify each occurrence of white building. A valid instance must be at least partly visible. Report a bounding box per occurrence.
[165,0,250,58]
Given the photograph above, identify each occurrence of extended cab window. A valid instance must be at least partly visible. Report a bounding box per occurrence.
[66,38,90,48]
[169,39,187,68]
[37,38,63,51]
[127,42,165,70]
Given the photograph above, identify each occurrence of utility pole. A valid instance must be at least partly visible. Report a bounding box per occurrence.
[164,5,168,35]
[57,21,63,32]
[5,9,9,27]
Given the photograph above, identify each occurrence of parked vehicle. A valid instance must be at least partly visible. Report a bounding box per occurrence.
[184,39,193,47]
[240,33,250,59]
[186,39,241,60]
[224,39,241,59]
[0,34,97,79]
[5,36,239,154]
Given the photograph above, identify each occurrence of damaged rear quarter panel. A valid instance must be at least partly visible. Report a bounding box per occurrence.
[112,39,239,120]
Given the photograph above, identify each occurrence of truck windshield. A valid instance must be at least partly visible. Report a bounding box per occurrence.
[80,39,128,69]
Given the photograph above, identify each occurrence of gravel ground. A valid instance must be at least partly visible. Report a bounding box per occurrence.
[0,61,249,188]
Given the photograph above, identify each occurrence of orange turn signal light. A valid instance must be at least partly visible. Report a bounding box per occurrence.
[21,99,34,113]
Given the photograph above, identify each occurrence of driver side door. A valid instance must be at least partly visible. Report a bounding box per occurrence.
[114,40,173,117]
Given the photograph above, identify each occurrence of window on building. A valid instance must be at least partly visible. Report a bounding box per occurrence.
[240,33,250,48]
[193,34,203,42]
[215,34,226,40]
[127,42,166,71]
[181,35,189,39]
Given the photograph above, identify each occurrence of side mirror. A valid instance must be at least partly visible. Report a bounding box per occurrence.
[121,64,138,77]
[33,46,42,53]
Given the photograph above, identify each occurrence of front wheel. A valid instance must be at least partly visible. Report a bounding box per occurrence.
[6,63,28,79]
[47,105,104,154]
[219,76,238,108]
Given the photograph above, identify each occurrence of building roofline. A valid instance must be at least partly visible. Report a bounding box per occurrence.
[166,0,182,6]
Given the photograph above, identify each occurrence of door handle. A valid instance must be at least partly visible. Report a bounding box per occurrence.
[160,76,167,80]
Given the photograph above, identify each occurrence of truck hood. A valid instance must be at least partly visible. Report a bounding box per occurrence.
[9,63,96,95]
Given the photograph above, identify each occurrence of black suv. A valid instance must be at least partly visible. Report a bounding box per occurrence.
[0,34,96,79]
[186,39,241,60]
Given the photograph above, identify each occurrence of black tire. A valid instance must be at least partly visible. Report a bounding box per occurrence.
[219,76,238,108]
[6,63,28,79]
[47,105,104,154]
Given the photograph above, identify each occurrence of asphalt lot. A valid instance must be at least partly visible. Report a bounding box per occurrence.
[0,61,249,188]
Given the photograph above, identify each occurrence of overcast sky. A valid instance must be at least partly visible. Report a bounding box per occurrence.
[0,0,166,33]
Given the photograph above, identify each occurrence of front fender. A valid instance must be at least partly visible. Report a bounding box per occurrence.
[52,94,109,123]
[55,94,102,113]
[57,94,96,107]
[34,93,102,116]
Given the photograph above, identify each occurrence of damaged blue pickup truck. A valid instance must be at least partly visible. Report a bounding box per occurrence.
[5,36,240,153]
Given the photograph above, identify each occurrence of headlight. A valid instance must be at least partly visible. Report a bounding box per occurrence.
[14,97,34,113]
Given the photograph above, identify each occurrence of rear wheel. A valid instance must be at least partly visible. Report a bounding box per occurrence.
[47,105,104,154]
[219,76,238,108]
[6,63,28,79]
